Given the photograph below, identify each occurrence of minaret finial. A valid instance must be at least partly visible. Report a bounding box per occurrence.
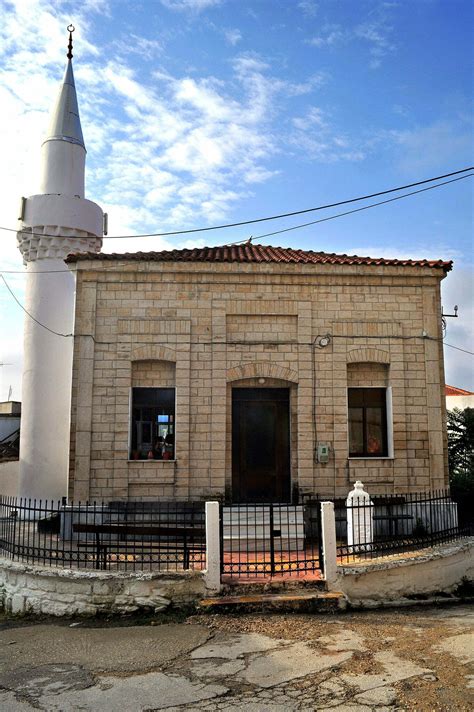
[67,24,75,60]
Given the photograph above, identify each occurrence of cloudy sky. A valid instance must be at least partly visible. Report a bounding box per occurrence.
[0,0,472,399]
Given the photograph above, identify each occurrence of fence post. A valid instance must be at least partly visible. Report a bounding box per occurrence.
[204,501,222,593]
[347,481,373,551]
[321,501,338,588]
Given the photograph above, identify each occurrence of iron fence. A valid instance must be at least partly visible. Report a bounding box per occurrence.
[1,490,468,578]
[337,489,468,564]
[220,502,323,580]
[0,497,206,572]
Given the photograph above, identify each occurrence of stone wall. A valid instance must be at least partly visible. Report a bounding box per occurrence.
[69,260,448,501]
[335,540,474,606]
[0,558,206,616]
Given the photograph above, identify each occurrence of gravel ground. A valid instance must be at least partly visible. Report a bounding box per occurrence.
[0,604,472,711]
[187,605,474,711]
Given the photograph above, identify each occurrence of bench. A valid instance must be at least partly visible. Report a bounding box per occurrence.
[373,514,413,537]
[73,522,205,570]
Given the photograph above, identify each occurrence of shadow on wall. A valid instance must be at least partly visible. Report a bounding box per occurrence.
[0,460,19,497]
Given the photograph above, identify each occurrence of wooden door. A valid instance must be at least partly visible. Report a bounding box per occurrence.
[232,388,290,503]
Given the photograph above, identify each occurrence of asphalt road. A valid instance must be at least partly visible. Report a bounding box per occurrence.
[0,604,472,711]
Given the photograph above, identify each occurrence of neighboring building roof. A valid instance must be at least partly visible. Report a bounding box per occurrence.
[0,401,21,416]
[66,244,453,271]
[446,385,474,396]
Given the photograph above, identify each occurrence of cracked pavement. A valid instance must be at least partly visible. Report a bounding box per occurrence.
[0,605,472,711]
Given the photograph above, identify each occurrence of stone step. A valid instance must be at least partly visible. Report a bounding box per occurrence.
[199,590,345,613]
[221,579,327,595]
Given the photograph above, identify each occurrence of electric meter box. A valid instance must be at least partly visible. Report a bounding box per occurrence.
[317,443,330,464]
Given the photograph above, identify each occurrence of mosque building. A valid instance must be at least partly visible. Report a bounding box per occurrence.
[16,29,451,504]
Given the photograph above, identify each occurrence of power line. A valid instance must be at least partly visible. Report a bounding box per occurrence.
[443,342,474,356]
[233,174,474,244]
[0,166,471,242]
[0,274,72,338]
[2,271,473,357]
[1,173,472,275]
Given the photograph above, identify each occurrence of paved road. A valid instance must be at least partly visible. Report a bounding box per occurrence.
[0,605,472,711]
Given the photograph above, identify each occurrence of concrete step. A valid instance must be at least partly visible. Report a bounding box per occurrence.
[221,579,327,596]
[199,590,346,613]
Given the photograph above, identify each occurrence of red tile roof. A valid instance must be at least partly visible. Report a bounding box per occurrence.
[446,385,474,396]
[66,244,453,271]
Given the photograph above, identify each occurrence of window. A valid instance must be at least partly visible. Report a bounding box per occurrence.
[130,387,175,460]
[348,388,388,457]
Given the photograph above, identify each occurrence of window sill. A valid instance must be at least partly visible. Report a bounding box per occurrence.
[348,456,394,461]
[127,459,177,464]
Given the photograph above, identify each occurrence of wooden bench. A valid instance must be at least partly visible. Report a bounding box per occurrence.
[73,522,205,570]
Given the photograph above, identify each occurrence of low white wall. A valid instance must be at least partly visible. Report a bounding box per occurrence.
[0,459,19,497]
[446,395,474,410]
[336,540,474,606]
[0,559,206,616]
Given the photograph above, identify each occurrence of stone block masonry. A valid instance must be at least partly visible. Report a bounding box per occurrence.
[0,559,206,616]
[68,259,449,502]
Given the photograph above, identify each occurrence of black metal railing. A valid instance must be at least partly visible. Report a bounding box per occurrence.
[337,489,468,564]
[0,497,206,572]
[220,501,323,579]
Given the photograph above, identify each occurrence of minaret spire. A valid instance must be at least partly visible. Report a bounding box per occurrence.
[39,24,86,196]
[16,26,103,502]
[67,23,74,59]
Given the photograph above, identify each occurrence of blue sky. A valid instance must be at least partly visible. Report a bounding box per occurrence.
[0,0,472,398]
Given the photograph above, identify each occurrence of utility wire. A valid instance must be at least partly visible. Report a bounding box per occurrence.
[1,173,472,274]
[2,271,473,357]
[1,166,471,242]
[0,274,72,337]
[231,174,473,244]
[442,342,474,356]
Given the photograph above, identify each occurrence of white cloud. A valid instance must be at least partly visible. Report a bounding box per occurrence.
[291,107,366,162]
[354,21,396,69]
[306,6,397,69]
[298,1,318,17]
[160,0,221,11]
[442,267,474,390]
[224,28,242,46]
[114,34,163,60]
[389,119,473,174]
[307,25,346,48]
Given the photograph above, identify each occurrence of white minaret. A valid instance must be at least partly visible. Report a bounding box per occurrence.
[17,26,103,502]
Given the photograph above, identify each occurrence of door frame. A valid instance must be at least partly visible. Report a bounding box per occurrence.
[231,387,291,503]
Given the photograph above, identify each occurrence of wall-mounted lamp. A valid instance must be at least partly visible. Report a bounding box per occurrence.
[314,334,332,349]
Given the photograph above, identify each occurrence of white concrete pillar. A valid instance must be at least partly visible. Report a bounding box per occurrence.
[204,501,221,592]
[18,259,75,502]
[321,501,338,587]
[16,46,103,502]
[347,481,374,552]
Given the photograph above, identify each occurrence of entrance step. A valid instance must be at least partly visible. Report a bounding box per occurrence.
[199,590,346,613]
[221,579,327,596]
